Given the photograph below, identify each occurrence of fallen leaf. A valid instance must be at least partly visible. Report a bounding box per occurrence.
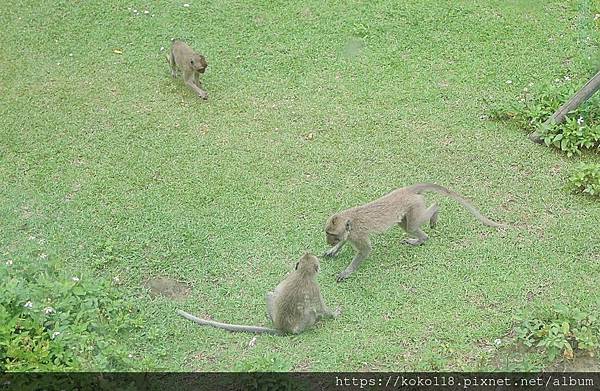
[563,346,574,360]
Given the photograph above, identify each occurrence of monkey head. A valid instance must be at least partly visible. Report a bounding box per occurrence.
[190,54,208,73]
[295,252,320,274]
[325,215,351,246]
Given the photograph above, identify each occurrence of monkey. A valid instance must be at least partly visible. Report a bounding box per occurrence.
[323,183,507,282]
[177,253,340,335]
[167,40,208,99]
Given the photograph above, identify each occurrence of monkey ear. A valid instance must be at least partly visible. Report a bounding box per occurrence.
[190,59,194,65]
[345,220,352,232]
[295,261,300,270]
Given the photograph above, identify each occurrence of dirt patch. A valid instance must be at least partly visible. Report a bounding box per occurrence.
[145,277,191,300]
[546,354,600,372]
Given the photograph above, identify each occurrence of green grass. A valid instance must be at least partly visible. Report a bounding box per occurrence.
[1,0,599,371]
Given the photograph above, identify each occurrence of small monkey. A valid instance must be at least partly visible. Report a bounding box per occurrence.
[177,253,340,335]
[167,40,208,99]
[324,183,507,282]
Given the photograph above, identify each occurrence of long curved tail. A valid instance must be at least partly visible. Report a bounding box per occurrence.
[406,183,507,228]
[176,310,280,335]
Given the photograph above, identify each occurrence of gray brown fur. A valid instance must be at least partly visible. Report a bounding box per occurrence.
[167,40,208,99]
[324,183,506,282]
[177,253,339,335]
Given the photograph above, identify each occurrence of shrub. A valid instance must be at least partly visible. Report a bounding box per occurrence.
[0,258,145,371]
[489,80,600,156]
[567,163,600,196]
[515,304,600,362]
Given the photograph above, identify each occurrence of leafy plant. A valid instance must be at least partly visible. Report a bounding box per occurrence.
[490,80,600,156]
[567,163,600,196]
[0,259,147,371]
[539,117,600,157]
[515,304,600,362]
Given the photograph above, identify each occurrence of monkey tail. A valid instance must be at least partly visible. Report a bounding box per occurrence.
[406,183,507,228]
[176,310,281,335]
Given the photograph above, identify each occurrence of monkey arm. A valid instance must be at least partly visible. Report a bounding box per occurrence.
[319,305,341,319]
[323,240,346,257]
[185,79,208,99]
[336,239,372,282]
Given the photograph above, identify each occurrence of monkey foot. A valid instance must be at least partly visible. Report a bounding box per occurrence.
[402,238,425,246]
[323,249,339,258]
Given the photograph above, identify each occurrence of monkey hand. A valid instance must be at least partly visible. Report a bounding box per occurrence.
[336,270,351,283]
[333,307,342,318]
[198,91,208,100]
[323,247,339,258]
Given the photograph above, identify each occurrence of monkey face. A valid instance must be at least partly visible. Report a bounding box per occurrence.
[190,54,207,73]
[325,215,350,245]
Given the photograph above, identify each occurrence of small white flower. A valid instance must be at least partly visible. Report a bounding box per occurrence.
[128,354,133,358]
[6,260,13,266]
[133,9,138,13]
[28,235,36,240]
[595,13,600,20]
[183,3,190,7]
[72,276,80,282]
[248,336,257,347]
[494,338,502,346]
[44,307,55,314]
[160,46,165,51]
[577,116,584,125]
[24,301,33,309]
[564,75,571,81]
[51,331,61,339]
[39,253,47,259]
[523,87,528,92]
[505,80,512,84]
[528,82,534,87]
[69,53,73,57]
[554,78,560,83]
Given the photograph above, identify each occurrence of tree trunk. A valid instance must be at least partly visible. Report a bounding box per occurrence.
[528,69,600,144]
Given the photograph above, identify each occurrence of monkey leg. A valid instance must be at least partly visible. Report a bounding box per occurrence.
[265,291,275,321]
[401,204,437,246]
[169,53,177,78]
[323,240,346,258]
[429,203,439,228]
[336,239,371,282]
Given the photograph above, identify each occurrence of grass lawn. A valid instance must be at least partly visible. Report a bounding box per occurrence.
[1,0,599,371]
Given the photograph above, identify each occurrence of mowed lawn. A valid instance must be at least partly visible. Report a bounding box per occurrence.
[1,0,599,371]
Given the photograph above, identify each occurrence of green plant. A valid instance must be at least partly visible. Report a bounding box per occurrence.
[539,117,600,157]
[233,354,293,372]
[515,304,600,362]
[490,81,600,156]
[0,259,147,371]
[567,163,600,196]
